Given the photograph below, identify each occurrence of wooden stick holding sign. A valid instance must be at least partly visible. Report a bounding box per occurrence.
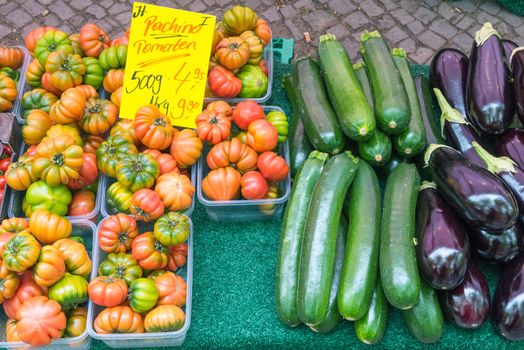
[120,2,216,128]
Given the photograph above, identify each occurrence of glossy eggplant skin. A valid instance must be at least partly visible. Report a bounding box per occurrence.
[466,28,515,134]
[502,39,518,62]
[416,187,470,290]
[493,255,524,340]
[467,221,524,264]
[496,129,524,169]
[498,168,524,224]
[512,49,524,122]
[431,48,469,120]
[427,146,518,231]
[439,262,490,329]
[444,123,486,167]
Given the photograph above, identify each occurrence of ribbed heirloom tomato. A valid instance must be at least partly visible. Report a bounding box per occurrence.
[99,45,127,70]
[116,153,160,192]
[79,97,118,135]
[257,151,289,182]
[128,277,158,313]
[222,5,258,35]
[206,100,232,118]
[53,238,91,279]
[155,172,194,212]
[24,181,72,217]
[67,190,96,217]
[98,213,139,253]
[207,66,242,98]
[94,305,144,334]
[196,110,231,145]
[0,75,16,112]
[83,135,105,154]
[167,243,188,272]
[0,259,20,303]
[170,129,203,168]
[34,245,66,287]
[132,232,169,270]
[130,189,165,222]
[202,167,242,201]
[0,218,30,235]
[48,273,88,311]
[6,318,20,342]
[44,52,86,91]
[49,87,86,124]
[144,305,186,333]
[240,171,268,199]
[3,271,46,319]
[134,105,175,150]
[67,153,98,190]
[247,119,278,153]
[207,138,258,172]
[25,58,45,88]
[143,149,178,176]
[110,118,139,145]
[215,37,250,70]
[75,84,98,99]
[98,252,143,286]
[103,68,125,93]
[33,30,73,66]
[79,23,110,58]
[96,135,138,177]
[232,100,265,130]
[65,307,87,337]
[22,109,53,145]
[106,181,133,214]
[43,124,83,146]
[88,276,128,307]
[149,270,187,307]
[2,233,40,273]
[153,212,190,246]
[21,88,58,116]
[30,208,72,244]
[25,26,57,55]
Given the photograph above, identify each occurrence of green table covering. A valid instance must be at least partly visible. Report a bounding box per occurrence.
[88,62,522,349]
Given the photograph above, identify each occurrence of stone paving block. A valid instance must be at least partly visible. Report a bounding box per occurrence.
[100,0,114,9]
[452,14,475,31]
[398,0,420,12]
[329,0,357,15]
[480,1,500,15]
[261,7,281,23]
[22,1,45,17]
[8,9,33,27]
[327,23,351,40]
[378,0,398,11]
[390,8,414,26]
[410,46,433,64]
[344,11,369,30]
[189,0,207,12]
[429,18,458,38]
[477,11,501,25]
[49,0,75,21]
[413,6,437,25]
[0,24,10,38]
[417,30,445,51]
[304,10,337,32]
[437,2,457,21]
[69,0,91,10]
[452,0,478,13]
[451,32,473,53]
[375,14,396,31]
[407,19,425,35]
[280,5,297,19]
[399,38,416,53]
[384,26,409,44]
[359,0,384,17]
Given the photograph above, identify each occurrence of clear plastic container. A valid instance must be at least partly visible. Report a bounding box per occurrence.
[0,153,15,221]
[87,216,193,348]
[197,106,291,221]
[204,38,273,104]
[8,143,103,222]
[0,220,96,350]
[8,46,30,124]
[100,162,197,218]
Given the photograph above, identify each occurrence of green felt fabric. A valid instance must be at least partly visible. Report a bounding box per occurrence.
[87,62,523,349]
[498,0,524,16]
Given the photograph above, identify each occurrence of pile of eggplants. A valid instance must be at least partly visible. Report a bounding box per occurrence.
[425,21,524,340]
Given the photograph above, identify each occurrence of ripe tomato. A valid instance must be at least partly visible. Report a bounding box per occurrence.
[257,151,289,182]
[88,276,128,307]
[247,119,278,153]
[240,171,268,199]
[0,158,10,172]
[0,175,6,189]
[232,100,265,130]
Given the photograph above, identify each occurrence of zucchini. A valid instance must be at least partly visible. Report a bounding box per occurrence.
[354,280,389,344]
[391,48,427,157]
[377,153,408,179]
[275,151,328,327]
[293,57,345,154]
[360,31,410,134]
[402,280,444,344]
[338,160,381,320]
[415,75,444,145]
[297,151,359,326]
[318,34,375,141]
[283,74,314,178]
[309,216,347,333]
[358,128,392,167]
[380,163,421,309]
[353,62,374,112]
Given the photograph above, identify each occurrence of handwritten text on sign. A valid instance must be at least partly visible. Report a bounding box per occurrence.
[120,3,215,128]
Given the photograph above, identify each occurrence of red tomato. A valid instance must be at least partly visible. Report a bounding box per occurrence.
[0,175,5,189]
[0,158,10,172]
[232,101,265,130]
[247,119,278,153]
[240,171,268,199]
[257,151,289,182]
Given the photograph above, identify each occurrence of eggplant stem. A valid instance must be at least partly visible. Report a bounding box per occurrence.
[423,143,455,168]
[471,141,516,175]
[474,22,500,46]
[433,88,468,139]
[420,181,437,190]
[510,46,524,65]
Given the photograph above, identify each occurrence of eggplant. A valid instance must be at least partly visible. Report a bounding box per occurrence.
[493,255,524,340]
[496,129,524,169]
[438,262,490,329]
[502,39,518,62]
[466,22,515,134]
[467,222,524,264]
[425,144,518,231]
[415,182,470,290]
[473,142,524,224]
[430,48,469,121]
[433,89,486,168]
[511,47,524,123]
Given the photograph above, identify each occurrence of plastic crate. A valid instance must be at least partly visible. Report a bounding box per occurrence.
[7,46,30,122]
[87,216,193,348]
[272,38,294,64]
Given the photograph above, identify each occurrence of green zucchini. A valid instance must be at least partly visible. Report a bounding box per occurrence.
[318,34,375,141]
[353,62,374,112]
[283,74,314,178]
[309,216,347,333]
[293,57,345,154]
[358,128,392,167]
[360,31,410,134]
[402,280,444,344]
[380,163,420,309]
[297,151,359,326]
[354,280,389,344]
[415,75,443,145]
[377,153,408,180]
[391,48,427,157]
[275,151,328,327]
[338,160,381,320]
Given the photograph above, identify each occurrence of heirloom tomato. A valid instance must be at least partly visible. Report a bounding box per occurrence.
[132,232,169,270]
[79,97,118,135]
[266,110,288,143]
[82,56,104,89]
[33,30,73,66]
[240,31,264,64]
[170,129,203,168]
[247,119,278,152]
[215,37,250,70]
[116,153,160,192]
[259,181,280,215]
[96,135,138,177]
[207,66,242,98]
[154,172,194,212]
[0,233,14,256]
[0,259,20,303]
[0,218,29,235]
[106,181,133,214]
[2,233,40,273]
[24,181,72,216]
[98,252,143,286]
[144,305,186,333]
[232,100,265,130]
[240,171,268,199]
[67,190,96,217]
[143,149,178,175]
[53,238,92,279]
[79,23,110,58]
[43,124,84,146]
[26,58,44,88]
[34,245,66,287]
[149,271,187,307]
[0,75,16,112]
[6,158,36,191]
[0,47,24,70]
[154,212,190,246]
[22,109,53,145]
[3,271,46,319]
[44,52,85,91]
[83,135,105,154]
[30,208,72,244]
[202,167,242,201]
[134,105,175,150]
[21,88,58,116]
[111,86,122,108]
[130,189,165,222]
[110,118,138,144]
[25,26,57,55]
[222,5,257,35]
[49,87,86,124]
[257,151,289,182]
[69,33,85,57]
[98,45,127,70]
[103,68,124,93]
[206,138,258,172]
[98,213,139,253]
[88,276,128,307]
[6,318,20,342]
[48,273,88,311]
[128,277,158,313]
[94,305,144,334]
[75,84,98,99]
[196,110,231,145]
[65,307,87,337]
[206,100,232,117]
[255,18,271,46]
[167,243,188,272]
[67,153,98,190]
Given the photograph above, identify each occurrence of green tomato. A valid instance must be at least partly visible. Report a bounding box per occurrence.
[154,212,190,246]
[266,111,289,143]
[48,273,88,311]
[34,30,73,66]
[98,45,128,70]
[96,136,138,177]
[237,65,268,98]
[106,181,133,214]
[128,278,158,313]
[21,88,59,117]
[98,253,143,286]
[115,153,160,192]
[0,67,20,82]
[82,57,104,89]
[24,180,72,216]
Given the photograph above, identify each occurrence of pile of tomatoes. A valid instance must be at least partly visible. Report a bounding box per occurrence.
[101,104,202,220]
[207,5,271,99]
[91,212,189,334]
[0,46,25,112]
[0,145,13,205]
[0,212,91,346]
[197,100,289,201]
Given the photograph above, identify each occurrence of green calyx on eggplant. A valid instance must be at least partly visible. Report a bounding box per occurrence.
[433,88,486,168]
[495,129,524,170]
[415,182,470,290]
[424,143,518,231]
[467,221,524,264]
[466,22,515,135]
[493,255,524,340]
[438,262,490,329]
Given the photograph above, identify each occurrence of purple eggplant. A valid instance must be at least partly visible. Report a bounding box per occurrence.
[511,47,524,122]
[467,222,524,264]
[416,183,470,290]
[433,89,486,168]
[430,48,469,121]
[438,262,490,329]
[496,129,524,169]
[467,22,515,134]
[503,39,518,62]
[493,255,524,340]
[425,144,518,231]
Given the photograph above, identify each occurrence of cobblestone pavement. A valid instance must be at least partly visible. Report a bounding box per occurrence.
[0,0,522,64]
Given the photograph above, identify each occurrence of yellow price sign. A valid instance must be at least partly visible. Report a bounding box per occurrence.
[120,2,216,128]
